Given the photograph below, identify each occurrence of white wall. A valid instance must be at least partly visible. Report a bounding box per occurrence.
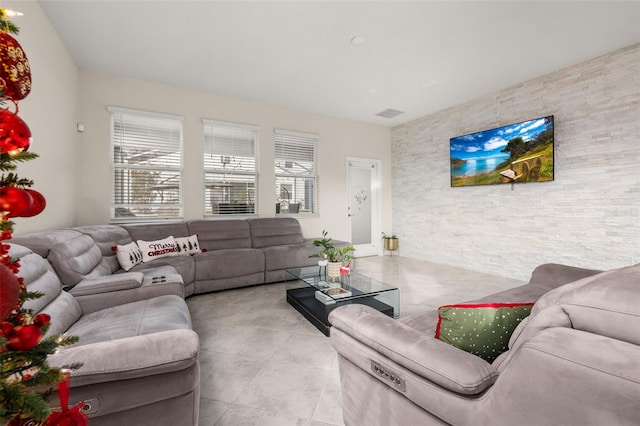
[77,71,391,241]
[6,0,79,234]
[391,44,640,280]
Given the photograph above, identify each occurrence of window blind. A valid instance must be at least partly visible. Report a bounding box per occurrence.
[109,107,183,220]
[203,119,258,215]
[274,129,319,215]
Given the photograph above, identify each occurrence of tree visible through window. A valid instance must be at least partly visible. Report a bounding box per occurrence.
[109,107,183,220]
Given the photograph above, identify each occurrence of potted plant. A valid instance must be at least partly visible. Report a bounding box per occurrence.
[382,232,399,252]
[310,230,355,279]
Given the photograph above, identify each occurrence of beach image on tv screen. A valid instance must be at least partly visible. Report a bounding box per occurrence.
[450,116,554,187]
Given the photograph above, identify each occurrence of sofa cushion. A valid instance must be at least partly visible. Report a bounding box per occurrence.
[11,244,60,312]
[115,241,144,271]
[11,244,82,336]
[121,222,189,242]
[48,234,112,287]
[74,224,133,273]
[67,294,191,347]
[509,263,640,353]
[187,219,252,250]
[248,217,304,248]
[260,242,320,271]
[193,249,264,281]
[10,229,83,258]
[435,302,534,362]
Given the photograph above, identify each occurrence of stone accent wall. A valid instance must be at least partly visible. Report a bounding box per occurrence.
[391,44,639,281]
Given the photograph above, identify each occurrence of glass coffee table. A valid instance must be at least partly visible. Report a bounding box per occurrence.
[286,265,400,336]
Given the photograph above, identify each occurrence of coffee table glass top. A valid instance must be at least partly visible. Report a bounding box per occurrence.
[286,265,399,316]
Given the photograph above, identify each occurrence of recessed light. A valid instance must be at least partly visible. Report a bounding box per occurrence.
[350,36,365,45]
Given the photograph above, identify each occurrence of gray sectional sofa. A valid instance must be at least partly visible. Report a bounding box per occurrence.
[12,217,338,298]
[10,217,337,425]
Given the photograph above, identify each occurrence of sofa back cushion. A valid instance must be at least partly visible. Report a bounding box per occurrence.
[48,234,112,287]
[11,244,81,336]
[121,222,189,242]
[526,263,602,292]
[509,263,640,353]
[10,229,83,258]
[248,218,304,248]
[187,219,252,250]
[74,225,132,273]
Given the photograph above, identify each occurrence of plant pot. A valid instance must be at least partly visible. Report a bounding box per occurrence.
[384,238,399,251]
[327,261,342,282]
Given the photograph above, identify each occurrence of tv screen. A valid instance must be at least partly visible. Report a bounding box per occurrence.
[450,115,554,187]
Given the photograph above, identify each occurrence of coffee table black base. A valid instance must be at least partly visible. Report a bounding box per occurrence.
[286,286,394,336]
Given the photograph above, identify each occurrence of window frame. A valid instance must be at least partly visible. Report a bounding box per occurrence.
[108,106,184,222]
[202,119,259,217]
[274,128,319,216]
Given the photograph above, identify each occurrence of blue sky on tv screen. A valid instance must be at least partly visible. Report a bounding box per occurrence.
[450,116,553,161]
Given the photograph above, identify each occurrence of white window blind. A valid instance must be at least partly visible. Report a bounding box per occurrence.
[203,119,258,215]
[274,129,319,215]
[109,107,183,220]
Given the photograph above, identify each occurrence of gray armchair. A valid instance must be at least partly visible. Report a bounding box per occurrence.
[329,263,640,425]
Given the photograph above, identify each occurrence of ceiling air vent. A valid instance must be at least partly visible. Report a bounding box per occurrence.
[376,109,404,119]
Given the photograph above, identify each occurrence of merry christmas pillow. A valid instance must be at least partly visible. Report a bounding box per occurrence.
[137,236,179,263]
[174,234,201,255]
[115,242,143,271]
[435,302,534,363]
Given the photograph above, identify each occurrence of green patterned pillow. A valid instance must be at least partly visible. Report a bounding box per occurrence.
[435,302,534,363]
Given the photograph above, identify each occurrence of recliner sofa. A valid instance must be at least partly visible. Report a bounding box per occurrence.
[329,262,640,425]
[9,217,339,425]
[12,217,342,298]
[11,243,200,426]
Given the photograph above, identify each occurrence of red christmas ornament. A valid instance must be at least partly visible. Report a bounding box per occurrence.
[0,187,32,217]
[0,109,32,154]
[0,262,20,320]
[45,371,90,426]
[33,313,51,327]
[6,324,43,351]
[1,321,14,336]
[0,32,32,101]
[20,189,46,217]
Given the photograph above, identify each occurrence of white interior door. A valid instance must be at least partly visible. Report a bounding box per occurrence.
[347,157,380,257]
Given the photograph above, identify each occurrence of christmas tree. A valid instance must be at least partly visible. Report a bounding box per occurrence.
[0,8,85,425]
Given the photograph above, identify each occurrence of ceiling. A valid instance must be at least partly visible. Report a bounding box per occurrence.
[38,1,640,127]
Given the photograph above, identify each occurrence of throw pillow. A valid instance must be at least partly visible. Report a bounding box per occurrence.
[175,234,201,255]
[115,241,143,271]
[435,302,534,363]
[137,236,179,263]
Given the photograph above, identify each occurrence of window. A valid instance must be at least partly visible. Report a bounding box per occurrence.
[109,107,183,221]
[274,129,319,215]
[203,120,258,215]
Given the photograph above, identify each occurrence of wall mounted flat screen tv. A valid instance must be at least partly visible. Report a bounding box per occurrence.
[450,115,554,187]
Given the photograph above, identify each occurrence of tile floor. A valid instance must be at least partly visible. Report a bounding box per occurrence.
[188,255,525,426]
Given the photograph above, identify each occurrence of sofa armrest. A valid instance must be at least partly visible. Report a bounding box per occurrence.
[527,263,602,290]
[67,272,144,296]
[48,329,199,387]
[329,304,498,395]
